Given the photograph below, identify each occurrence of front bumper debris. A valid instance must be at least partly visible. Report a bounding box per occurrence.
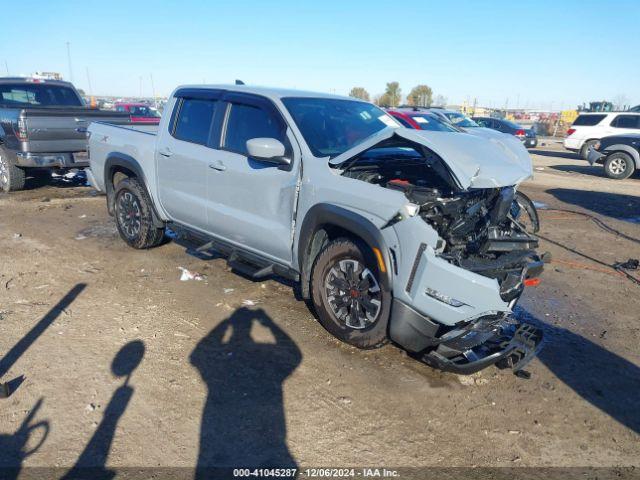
[587,146,604,165]
[418,315,543,375]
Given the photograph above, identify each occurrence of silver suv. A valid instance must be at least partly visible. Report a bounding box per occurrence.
[88,85,545,375]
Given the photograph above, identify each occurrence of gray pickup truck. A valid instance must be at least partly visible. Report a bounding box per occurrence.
[0,77,129,191]
[88,85,545,375]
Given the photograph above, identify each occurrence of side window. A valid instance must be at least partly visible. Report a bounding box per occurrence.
[475,118,489,127]
[116,106,125,112]
[392,115,414,128]
[611,115,640,129]
[495,121,508,132]
[224,103,286,155]
[173,99,217,145]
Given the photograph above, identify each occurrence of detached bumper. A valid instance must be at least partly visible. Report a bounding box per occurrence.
[15,151,89,168]
[586,146,604,165]
[390,300,543,375]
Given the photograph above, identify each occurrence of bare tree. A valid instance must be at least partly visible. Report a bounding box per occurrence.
[348,87,371,102]
[432,94,448,107]
[381,82,402,107]
[613,94,630,111]
[407,85,433,107]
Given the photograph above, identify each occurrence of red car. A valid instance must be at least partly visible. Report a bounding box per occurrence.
[385,108,458,132]
[114,102,161,124]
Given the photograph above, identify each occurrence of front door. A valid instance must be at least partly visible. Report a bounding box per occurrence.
[205,94,299,265]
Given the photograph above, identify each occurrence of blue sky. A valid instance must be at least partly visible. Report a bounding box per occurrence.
[1,0,638,109]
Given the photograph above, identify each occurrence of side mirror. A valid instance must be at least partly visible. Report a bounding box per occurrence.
[246,138,291,166]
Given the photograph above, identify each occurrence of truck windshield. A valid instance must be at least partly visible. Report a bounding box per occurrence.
[282,97,397,158]
[0,83,83,107]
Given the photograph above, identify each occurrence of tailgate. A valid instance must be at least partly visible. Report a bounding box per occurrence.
[22,108,130,153]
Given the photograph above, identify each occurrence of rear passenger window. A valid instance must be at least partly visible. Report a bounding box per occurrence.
[173,99,216,145]
[224,103,286,155]
[392,115,414,128]
[611,115,640,129]
[572,114,606,126]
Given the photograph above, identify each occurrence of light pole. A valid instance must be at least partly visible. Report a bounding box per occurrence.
[66,42,73,82]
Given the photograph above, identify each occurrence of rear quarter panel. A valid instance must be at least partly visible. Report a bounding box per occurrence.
[88,122,158,194]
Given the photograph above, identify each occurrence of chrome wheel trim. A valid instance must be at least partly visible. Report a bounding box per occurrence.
[0,155,8,190]
[324,259,382,330]
[609,157,626,175]
[117,191,142,239]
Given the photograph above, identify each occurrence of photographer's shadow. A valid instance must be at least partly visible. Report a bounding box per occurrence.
[190,307,302,474]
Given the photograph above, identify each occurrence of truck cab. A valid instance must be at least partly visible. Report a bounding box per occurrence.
[88,85,545,375]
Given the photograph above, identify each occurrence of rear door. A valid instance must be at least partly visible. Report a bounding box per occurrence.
[608,114,640,135]
[205,93,300,264]
[156,90,222,231]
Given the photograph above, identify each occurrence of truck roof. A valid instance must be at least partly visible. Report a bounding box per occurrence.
[0,76,76,88]
[174,84,353,102]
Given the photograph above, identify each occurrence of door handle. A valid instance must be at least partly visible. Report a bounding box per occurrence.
[208,162,226,171]
[158,147,173,157]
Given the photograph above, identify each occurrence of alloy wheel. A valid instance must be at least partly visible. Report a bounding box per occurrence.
[324,259,382,329]
[609,157,627,175]
[117,191,142,239]
[0,155,8,190]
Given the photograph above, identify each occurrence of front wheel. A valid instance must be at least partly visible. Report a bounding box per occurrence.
[114,177,165,249]
[311,238,391,349]
[604,152,635,180]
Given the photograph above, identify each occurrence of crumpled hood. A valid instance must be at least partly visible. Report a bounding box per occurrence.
[329,127,533,190]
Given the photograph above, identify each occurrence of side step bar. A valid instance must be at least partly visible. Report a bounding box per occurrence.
[227,251,275,280]
[173,227,298,282]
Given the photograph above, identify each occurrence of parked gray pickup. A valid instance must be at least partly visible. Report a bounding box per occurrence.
[0,77,129,191]
[88,85,545,375]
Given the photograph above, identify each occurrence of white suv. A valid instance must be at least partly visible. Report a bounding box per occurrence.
[564,112,640,159]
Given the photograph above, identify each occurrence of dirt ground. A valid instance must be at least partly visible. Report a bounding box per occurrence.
[0,142,639,477]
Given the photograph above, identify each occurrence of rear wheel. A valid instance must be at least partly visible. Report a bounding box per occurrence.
[0,150,26,192]
[603,152,635,180]
[114,177,165,249]
[311,238,391,349]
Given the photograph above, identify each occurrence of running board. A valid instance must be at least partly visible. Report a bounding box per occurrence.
[190,235,299,282]
[227,251,275,280]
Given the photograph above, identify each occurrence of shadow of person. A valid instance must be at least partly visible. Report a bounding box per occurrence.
[61,340,145,480]
[0,283,87,396]
[514,306,640,435]
[0,398,49,480]
[190,308,302,476]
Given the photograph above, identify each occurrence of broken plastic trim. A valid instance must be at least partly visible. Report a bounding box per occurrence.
[418,317,543,375]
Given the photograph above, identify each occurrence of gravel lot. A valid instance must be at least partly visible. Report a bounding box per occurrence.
[0,141,638,477]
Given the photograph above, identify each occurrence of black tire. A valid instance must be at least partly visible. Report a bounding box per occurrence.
[114,177,165,249]
[311,238,391,349]
[603,152,635,180]
[579,139,598,160]
[0,149,26,192]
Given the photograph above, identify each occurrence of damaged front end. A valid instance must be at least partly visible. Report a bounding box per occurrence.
[336,130,547,374]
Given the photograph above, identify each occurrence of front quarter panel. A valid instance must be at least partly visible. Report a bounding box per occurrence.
[392,216,510,326]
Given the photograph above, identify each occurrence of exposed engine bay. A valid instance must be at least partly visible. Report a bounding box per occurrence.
[339,144,545,301]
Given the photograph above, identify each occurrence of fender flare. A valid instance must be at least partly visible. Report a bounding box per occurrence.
[297,203,393,299]
[104,152,164,227]
[603,144,640,168]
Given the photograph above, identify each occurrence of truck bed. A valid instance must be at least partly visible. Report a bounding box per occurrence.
[88,121,158,193]
[25,108,131,153]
